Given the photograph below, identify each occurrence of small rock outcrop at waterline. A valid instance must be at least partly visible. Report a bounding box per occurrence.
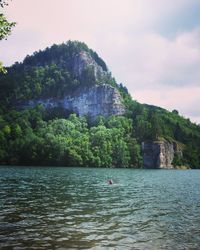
[142,140,183,169]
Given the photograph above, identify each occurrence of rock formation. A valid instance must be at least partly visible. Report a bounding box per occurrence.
[18,49,125,118]
[24,84,125,118]
[142,140,183,169]
[73,51,106,81]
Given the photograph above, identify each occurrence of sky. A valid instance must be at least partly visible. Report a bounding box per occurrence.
[1,0,200,124]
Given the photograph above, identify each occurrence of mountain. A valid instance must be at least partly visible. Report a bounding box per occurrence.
[0,41,125,118]
[0,40,200,168]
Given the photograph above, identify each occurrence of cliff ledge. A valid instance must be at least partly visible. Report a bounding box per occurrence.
[142,140,183,169]
[22,84,125,118]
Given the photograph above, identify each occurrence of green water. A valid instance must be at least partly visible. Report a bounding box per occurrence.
[0,167,200,249]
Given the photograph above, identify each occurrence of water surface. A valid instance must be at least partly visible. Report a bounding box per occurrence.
[0,167,200,249]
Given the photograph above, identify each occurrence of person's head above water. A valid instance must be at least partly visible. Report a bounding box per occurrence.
[108,179,113,185]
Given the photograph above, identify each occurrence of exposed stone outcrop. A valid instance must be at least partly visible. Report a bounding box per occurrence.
[72,51,106,82]
[142,140,183,169]
[24,84,125,118]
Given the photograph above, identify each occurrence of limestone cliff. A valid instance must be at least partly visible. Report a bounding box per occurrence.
[142,140,183,169]
[17,46,125,118]
[24,84,125,118]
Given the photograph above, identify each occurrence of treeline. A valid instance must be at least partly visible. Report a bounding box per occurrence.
[0,108,141,167]
[0,102,199,168]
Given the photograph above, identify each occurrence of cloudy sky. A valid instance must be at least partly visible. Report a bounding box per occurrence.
[1,0,200,123]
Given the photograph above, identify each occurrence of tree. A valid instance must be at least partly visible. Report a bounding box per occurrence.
[174,123,182,141]
[90,125,113,167]
[0,0,16,39]
[172,109,179,115]
[0,13,15,41]
[0,0,16,73]
[0,1,8,7]
[148,110,162,140]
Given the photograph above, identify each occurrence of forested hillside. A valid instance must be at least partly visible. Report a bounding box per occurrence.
[0,41,114,106]
[0,41,199,168]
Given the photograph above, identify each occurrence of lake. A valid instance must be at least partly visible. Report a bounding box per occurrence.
[0,167,200,249]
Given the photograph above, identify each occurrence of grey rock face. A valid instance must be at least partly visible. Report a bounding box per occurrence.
[73,51,105,81]
[24,84,125,118]
[142,140,182,169]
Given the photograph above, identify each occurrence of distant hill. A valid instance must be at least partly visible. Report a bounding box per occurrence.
[0,41,199,168]
[0,41,114,103]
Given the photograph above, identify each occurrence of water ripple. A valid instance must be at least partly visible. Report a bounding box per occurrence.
[0,167,200,249]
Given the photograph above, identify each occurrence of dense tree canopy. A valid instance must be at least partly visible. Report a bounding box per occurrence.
[0,0,16,73]
[0,110,142,167]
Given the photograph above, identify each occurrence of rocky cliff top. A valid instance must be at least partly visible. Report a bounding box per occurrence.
[73,51,106,81]
[7,41,125,118]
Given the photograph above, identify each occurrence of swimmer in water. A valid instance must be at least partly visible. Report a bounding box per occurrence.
[108,179,113,185]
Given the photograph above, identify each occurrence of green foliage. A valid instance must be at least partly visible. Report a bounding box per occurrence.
[0,13,15,40]
[81,65,96,86]
[0,109,142,167]
[0,61,7,74]
[172,153,184,167]
[172,109,179,115]
[0,1,16,73]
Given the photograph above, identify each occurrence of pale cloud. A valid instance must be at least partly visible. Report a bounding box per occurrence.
[95,28,200,88]
[102,29,200,123]
[1,0,200,123]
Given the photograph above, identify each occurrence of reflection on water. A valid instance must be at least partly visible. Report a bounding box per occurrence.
[0,167,200,249]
